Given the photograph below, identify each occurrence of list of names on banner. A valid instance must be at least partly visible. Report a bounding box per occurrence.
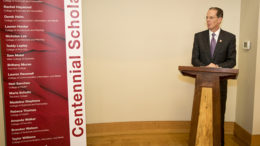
[1,0,70,145]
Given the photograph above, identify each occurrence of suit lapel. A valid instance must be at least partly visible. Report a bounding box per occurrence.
[203,30,211,59]
[213,29,224,59]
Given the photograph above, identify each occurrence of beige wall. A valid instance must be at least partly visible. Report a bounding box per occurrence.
[236,0,259,134]
[253,2,260,135]
[83,0,241,124]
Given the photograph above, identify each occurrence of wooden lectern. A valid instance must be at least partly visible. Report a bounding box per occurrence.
[178,66,238,146]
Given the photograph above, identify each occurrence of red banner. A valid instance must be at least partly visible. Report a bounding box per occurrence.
[0,0,86,145]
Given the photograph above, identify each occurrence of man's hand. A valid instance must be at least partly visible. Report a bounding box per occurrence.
[206,63,219,68]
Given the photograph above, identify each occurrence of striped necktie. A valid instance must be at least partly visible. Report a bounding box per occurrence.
[210,33,216,57]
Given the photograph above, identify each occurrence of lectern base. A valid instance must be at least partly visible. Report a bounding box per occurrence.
[179,66,238,146]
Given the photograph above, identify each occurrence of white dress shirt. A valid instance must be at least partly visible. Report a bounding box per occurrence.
[209,28,220,43]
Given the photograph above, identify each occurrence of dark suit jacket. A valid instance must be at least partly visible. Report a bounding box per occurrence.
[191,29,236,68]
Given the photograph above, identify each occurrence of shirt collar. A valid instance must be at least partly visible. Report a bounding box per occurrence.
[209,28,221,37]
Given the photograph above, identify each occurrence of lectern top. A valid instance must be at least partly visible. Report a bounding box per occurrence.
[178,66,239,79]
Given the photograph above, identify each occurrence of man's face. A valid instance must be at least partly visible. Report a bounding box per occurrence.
[206,9,222,32]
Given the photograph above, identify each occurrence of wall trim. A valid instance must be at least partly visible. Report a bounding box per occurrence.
[234,123,260,146]
[234,123,251,145]
[87,121,190,137]
[86,121,234,137]
[251,135,260,146]
[87,121,260,145]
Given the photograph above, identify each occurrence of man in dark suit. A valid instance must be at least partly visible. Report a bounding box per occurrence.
[191,7,236,146]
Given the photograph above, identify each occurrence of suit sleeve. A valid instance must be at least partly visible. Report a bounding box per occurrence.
[191,34,206,66]
[218,35,236,68]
